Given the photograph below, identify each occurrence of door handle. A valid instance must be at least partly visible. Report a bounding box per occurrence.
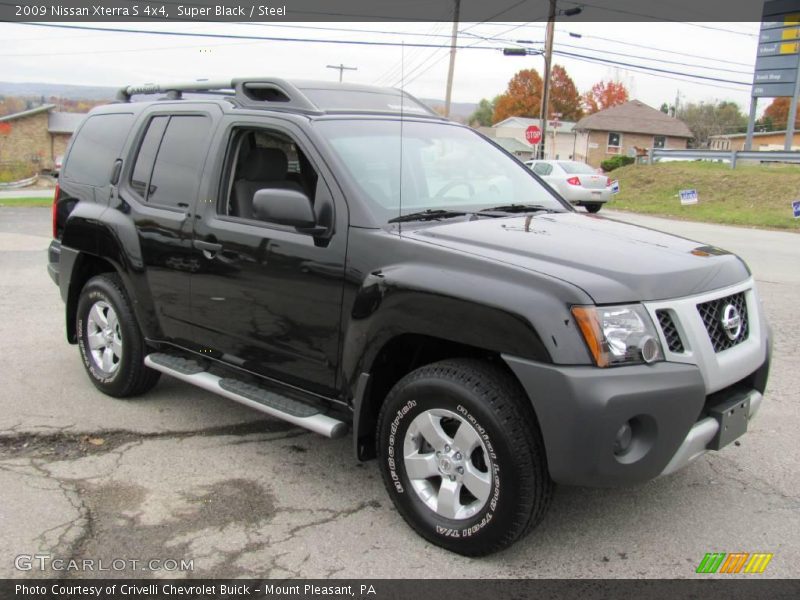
[193,239,223,258]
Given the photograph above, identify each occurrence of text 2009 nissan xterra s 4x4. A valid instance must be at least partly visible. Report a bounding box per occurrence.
[47,78,771,556]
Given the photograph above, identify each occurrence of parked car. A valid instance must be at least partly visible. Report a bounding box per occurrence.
[48,78,771,557]
[525,159,614,212]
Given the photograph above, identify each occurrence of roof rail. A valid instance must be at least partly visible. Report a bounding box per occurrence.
[116,78,322,113]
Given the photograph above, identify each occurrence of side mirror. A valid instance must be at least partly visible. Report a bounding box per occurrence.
[252,188,324,234]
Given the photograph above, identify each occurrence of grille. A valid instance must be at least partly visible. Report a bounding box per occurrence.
[696,292,749,353]
[656,310,684,353]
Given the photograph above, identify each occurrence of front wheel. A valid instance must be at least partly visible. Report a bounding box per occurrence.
[585,202,603,213]
[76,273,160,398]
[377,359,552,556]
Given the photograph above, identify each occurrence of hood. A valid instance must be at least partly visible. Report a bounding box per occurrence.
[406,212,750,303]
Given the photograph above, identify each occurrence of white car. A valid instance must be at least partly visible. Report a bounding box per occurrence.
[525,160,615,213]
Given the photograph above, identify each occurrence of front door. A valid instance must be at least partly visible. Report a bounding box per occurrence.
[189,120,347,396]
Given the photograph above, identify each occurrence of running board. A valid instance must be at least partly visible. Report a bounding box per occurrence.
[144,353,348,439]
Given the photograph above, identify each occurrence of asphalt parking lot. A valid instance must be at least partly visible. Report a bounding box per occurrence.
[0,206,798,579]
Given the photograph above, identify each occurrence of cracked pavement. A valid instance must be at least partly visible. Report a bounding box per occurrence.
[0,207,798,579]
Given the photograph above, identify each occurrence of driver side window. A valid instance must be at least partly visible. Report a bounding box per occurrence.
[221,127,319,222]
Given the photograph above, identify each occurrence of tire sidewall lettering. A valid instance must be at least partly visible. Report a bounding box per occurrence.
[384,390,502,540]
[77,288,121,385]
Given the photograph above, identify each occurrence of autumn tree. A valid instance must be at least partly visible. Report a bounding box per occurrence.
[760,97,800,130]
[469,97,498,127]
[492,69,543,123]
[549,65,583,121]
[582,80,630,114]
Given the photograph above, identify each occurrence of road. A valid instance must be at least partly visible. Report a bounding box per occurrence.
[0,207,797,579]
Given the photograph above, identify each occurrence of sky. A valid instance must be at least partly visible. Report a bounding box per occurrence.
[0,20,763,115]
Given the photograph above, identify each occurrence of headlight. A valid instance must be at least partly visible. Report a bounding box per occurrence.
[571,304,664,367]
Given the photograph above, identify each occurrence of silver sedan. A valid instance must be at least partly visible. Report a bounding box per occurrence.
[525,159,616,213]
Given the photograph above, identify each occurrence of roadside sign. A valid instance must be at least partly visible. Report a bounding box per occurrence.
[754,68,797,83]
[679,189,699,205]
[610,180,620,194]
[793,199,800,218]
[525,125,542,145]
[759,26,800,42]
[753,82,799,96]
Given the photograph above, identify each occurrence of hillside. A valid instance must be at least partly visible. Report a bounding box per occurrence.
[607,161,800,231]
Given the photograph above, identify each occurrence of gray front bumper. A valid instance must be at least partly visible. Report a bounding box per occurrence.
[502,355,769,487]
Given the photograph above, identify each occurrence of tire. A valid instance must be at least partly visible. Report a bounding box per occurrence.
[585,203,603,213]
[76,273,160,398]
[377,359,552,556]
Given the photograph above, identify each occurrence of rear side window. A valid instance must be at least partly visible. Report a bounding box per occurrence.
[63,113,134,185]
[129,115,212,209]
[532,163,553,176]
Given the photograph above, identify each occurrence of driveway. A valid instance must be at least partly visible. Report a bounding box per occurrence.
[0,207,797,579]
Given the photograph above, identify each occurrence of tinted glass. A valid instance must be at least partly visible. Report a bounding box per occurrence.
[64,113,134,186]
[147,116,212,209]
[300,88,433,115]
[130,116,168,198]
[533,163,553,175]
[558,161,596,174]
[316,120,565,222]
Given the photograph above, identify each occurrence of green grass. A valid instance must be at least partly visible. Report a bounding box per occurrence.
[0,197,53,207]
[606,161,800,231]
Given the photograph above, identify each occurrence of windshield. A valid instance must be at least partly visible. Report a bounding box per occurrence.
[558,161,597,175]
[314,120,568,223]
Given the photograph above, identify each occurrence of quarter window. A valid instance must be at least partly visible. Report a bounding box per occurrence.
[63,113,134,186]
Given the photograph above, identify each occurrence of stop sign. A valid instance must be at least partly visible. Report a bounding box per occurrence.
[525,125,542,144]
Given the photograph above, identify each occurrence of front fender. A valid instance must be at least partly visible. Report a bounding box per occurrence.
[341,262,592,391]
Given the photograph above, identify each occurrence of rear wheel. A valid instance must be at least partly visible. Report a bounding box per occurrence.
[585,202,603,213]
[377,359,552,556]
[76,273,160,398]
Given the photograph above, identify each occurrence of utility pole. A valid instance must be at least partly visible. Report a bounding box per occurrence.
[326,63,358,83]
[539,0,557,159]
[444,0,461,118]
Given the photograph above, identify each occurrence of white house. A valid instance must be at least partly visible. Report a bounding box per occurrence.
[482,116,580,161]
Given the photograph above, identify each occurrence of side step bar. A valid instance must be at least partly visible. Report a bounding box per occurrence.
[144,353,348,439]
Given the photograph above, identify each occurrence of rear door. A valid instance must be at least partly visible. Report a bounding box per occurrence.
[117,108,218,342]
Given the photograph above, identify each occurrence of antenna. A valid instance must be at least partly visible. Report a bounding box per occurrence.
[398,41,405,236]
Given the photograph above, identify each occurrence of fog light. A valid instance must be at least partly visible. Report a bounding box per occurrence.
[614,421,633,455]
[640,335,660,363]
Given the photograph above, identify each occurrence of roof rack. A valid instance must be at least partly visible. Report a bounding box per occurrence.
[116,77,442,119]
[116,78,322,113]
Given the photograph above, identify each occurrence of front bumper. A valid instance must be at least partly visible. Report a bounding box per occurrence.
[503,351,770,487]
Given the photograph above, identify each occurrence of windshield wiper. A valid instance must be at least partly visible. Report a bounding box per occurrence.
[388,209,468,224]
[478,204,561,214]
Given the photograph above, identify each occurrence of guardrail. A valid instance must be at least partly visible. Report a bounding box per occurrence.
[648,148,800,168]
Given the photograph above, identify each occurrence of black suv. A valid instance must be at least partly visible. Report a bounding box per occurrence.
[48,78,771,556]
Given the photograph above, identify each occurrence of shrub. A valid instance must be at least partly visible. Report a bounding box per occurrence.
[601,155,635,172]
[0,161,36,184]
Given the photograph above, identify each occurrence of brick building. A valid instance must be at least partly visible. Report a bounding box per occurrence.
[709,130,800,151]
[0,105,85,171]
[573,100,692,167]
